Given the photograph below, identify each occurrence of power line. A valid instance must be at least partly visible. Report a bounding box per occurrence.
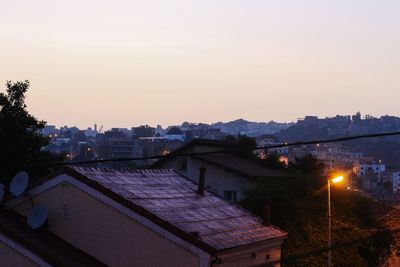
[1,131,400,169]
[1,130,399,265]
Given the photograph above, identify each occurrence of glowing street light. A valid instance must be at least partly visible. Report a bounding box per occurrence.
[327,174,344,267]
[331,175,344,184]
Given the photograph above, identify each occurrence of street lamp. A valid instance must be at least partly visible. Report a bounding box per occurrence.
[328,175,344,267]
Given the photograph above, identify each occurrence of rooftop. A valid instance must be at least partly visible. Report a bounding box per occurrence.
[152,138,289,178]
[151,139,231,167]
[193,153,288,178]
[63,166,287,253]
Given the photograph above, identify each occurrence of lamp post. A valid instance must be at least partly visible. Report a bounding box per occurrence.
[327,175,344,267]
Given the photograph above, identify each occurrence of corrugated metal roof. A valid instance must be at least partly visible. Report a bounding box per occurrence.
[69,167,287,252]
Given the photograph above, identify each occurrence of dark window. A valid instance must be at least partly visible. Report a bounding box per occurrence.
[224,191,237,202]
[178,159,187,171]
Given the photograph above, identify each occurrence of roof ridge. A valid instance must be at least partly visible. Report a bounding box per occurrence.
[27,166,287,253]
[71,166,177,174]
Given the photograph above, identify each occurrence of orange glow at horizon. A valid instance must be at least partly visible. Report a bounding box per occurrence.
[0,0,399,128]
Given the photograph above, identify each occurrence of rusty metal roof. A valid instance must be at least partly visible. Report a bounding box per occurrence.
[66,167,287,252]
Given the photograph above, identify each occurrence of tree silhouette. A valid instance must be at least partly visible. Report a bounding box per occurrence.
[0,81,62,183]
[224,134,258,160]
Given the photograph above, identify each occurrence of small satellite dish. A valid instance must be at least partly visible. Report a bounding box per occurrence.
[10,172,29,197]
[27,204,48,230]
[0,184,5,202]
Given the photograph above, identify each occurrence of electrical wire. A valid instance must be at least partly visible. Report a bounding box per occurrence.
[1,130,400,264]
[1,131,400,169]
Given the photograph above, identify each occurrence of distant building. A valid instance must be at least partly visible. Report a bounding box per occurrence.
[104,128,131,139]
[391,171,400,193]
[43,137,72,155]
[356,174,380,194]
[84,127,98,138]
[132,125,155,138]
[137,138,183,159]
[212,119,291,137]
[353,160,386,177]
[154,125,166,137]
[311,147,363,170]
[97,139,136,158]
[297,116,319,125]
[287,145,310,163]
[256,135,289,158]
[40,125,57,137]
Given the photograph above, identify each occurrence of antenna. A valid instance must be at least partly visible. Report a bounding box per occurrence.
[0,184,5,203]
[27,204,48,229]
[10,172,29,197]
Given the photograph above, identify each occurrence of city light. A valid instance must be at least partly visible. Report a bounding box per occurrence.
[327,173,344,267]
[331,175,344,184]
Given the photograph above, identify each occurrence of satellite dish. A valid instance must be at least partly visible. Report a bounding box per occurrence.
[0,184,5,202]
[27,204,48,230]
[10,172,29,197]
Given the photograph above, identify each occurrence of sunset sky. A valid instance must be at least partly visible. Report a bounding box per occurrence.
[1,0,399,128]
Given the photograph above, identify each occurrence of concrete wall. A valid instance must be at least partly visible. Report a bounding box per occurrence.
[0,234,44,267]
[13,180,201,267]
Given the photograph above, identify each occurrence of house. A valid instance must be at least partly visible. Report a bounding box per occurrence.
[391,171,400,193]
[310,147,363,170]
[353,160,386,177]
[5,167,287,267]
[152,139,288,202]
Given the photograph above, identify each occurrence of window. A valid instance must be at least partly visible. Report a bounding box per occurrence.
[178,159,187,171]
[224,191,237,202]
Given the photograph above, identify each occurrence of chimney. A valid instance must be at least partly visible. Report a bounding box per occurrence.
[197,164,206,195]
[263,198,271,226]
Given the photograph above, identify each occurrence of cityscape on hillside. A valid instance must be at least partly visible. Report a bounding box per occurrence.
[40,113,400,206]
[2,1,400,266]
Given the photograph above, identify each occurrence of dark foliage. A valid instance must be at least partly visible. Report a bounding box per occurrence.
[257,151,287,171]
[240,155,394,266]
[0,81,62,184]
[223,135,288,171]
[223,135,258,160]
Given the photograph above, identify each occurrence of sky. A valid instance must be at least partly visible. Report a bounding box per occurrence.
[1,0,399,128]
